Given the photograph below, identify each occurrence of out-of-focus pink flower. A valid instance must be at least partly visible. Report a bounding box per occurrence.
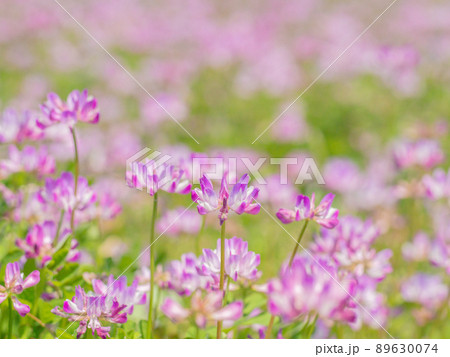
[141,93,187,127]
[92,275,146,315]
[156,208,201,237]
[164,253,212,296]
[39,89,99,128]
[311,216,392,281]
[0,262,40,316]
[270,106,308,143]
[192,174,260,225]
[0,109,43,143]
[422,168,450,200]
[402,232,431,262]
[393,139,444,170]
[0,145,55,178]
[38,172,97,213]
[254,174,298,209]
[401,274,448,311]
[323,158,361,193]
[52,286,127,339]
[198,237,261,286]
[276,193,339,229]
[127,160,191,196]
[16,221,79,267]
[268,255,356,323]
[161,290,243,328]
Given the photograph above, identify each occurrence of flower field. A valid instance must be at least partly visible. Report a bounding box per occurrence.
[0,0,450,339]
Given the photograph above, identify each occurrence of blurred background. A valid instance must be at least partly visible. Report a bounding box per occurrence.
[1,0,450,338]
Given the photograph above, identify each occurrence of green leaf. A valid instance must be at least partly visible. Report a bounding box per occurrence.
[139,320,148,339]
[47,248,69,270]
[55,263,79,281]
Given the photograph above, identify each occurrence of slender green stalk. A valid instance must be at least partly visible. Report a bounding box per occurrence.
[216,221,226,339]
[266,219,310,339]
[70,128,79,234]
[288,220,310,266]
[53,210,65,245]
[8,297,13,339]
[195,216,206,256]
[147,192,158,339]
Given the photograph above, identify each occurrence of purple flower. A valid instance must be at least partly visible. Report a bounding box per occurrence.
[16,221,79,267]
[161,290,243,328]
[156,208,202,237]
[422,168,450,200]
[127,160,191,196]
[276,193,339,229]
[52,286,127,338]
[323,158,361,193]
[402,232,431,262]
[393,139,444,170]
[0,262,40,316]
[39,89,100,128]
[191,174,260,225]
[0,109,43,143]
[401,274,448,311]
[163,253,212,296]
[198,237,261,286]
[92,275,146,315]
[0,145,55,178]
[267,255,356,323]
[38,172,97,213]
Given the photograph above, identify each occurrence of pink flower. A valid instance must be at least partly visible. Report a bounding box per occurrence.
[156,208,202,237]
[393,139,444,170]
[39,89,100,128]
[198,237,261,286]
[254,174,298,209]
[38,172,97,213]
[0,262,40,316]
[92,275,146,315]
[191,174,260,225]
[16,221,79,267]
[422,168,450,200]
[323,158,361,193]
[401,274,448,311]
[127,160,191,196]
[0,109,43,143]
[161,290,243,328]
[0,145,55,179]
[276,193,339,229]
[267,255,356,323]
[52,286,127,338]
[402,232,431,262]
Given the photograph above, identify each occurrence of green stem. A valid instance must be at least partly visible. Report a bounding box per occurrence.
[147,192,158,339]
[288,220,309,266]
[195,216,206,256]
[8,297,13,339]
[216,221,226,339]
[70,128,79,236]
[267,220,310,339]
[53,210,65,245]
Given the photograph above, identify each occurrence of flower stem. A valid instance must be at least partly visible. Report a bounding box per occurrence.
[53,210,65,245]
[288,220,309,266]
[216,221,226,339]
[147,192,158,339]
[8,297,12,339]
[266,220,310,339]
[70,128,79,235]
[195,216,206,256]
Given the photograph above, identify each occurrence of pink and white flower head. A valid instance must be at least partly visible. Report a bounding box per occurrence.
[161,290,243,329]
[402,232,431,262]
[16,221,79,267]
[191,173,260,225]
[0,262,40,316]
[422,168,450,200]
[156,208,202,237]
[267,255,356,324]
[393,139,444,170]
[92,275,146,315]
[0,109,43,143]
[276,193,339,229]
[127,160,191,196]
[39,89,100,128]
[38,172,97,213]
[52,286,127,338]
[164,253,212,296]
[198,237,261,286]
[0,145,55,179]
[401,274,448,311]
